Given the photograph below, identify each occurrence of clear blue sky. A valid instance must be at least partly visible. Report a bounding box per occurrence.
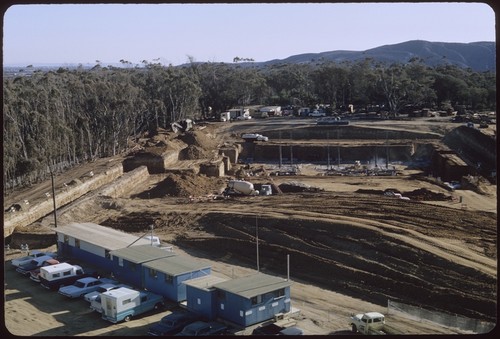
[3,2,496,66]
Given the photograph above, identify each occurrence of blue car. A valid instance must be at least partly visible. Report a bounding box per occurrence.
[148,311,200,336]
[58,277,117,298]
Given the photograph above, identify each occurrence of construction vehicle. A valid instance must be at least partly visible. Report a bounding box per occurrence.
[171,119,194,133]
[223,180,259,196]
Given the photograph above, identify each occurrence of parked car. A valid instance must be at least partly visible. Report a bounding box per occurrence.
[15,255,58,276]
[83,282,129,303]
[148,311,201,336]
[29,259,60,282]
[252,323,304,336]
[58,277,117,299]
[11,250,57,269]
[236,115,252,120]
[308,110,326,117]
[175,321,228,336]
[241,133,269,142]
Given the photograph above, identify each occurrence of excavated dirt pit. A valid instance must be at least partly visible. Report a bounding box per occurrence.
[5,119,497,333]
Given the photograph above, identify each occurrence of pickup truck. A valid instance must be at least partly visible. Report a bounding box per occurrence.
[350,312,386,334]
[11,250,57,269]
[58,277,117,299]
[100,287,165,323]
[15,255,58,276]
[39,263,99,290]
[84,282,129,303]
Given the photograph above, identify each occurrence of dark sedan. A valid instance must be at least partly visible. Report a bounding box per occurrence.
[175,321,227,336]
[148,311,201,336]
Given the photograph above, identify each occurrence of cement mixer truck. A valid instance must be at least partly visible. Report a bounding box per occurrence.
[223,180,259,196]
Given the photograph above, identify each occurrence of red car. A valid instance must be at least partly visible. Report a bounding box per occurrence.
[29,259,60,282]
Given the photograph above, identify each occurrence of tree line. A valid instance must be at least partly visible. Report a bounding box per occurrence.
[3,58,496,192]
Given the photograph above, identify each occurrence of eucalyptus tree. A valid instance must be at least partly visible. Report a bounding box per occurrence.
[347,59,377,107]
[311,62,351,108]
[432,66,470,108]
[263,63,315,108]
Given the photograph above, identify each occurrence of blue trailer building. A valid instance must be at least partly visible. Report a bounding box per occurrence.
[109,244,176,288]
[184,275,228,320]
[142,255,212,302]
[55,222,155,272]
[212,273,292,327]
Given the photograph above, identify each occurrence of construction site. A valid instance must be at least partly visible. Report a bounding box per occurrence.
[4,114,497,335]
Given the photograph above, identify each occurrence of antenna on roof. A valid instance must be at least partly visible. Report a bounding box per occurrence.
[287,254,290,281]
[150,224,154,246]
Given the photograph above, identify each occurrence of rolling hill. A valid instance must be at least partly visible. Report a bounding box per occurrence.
[261,40,496,71]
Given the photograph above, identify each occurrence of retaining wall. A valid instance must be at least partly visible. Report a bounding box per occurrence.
[4,164,124,238]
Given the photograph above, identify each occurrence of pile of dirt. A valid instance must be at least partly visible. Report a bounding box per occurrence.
[355,188,451,201]
[404,188,452,201]
[179,130,219,150]
[179,144,210,160]
[278,181,324,193]
[134,173,227,198]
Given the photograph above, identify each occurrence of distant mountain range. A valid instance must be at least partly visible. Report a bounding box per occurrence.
[4,40,496,73]
[259,40,496,72]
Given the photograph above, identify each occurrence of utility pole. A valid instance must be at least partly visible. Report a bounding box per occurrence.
[49,164,57,228]
[256,216,260,272]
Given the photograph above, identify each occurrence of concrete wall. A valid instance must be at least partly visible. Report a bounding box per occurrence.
[199,161,225,177]
[264,125,441,140]
[242,144,415,163]
[4,165,124,238]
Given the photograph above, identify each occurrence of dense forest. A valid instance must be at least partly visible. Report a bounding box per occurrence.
[3,59,496,192]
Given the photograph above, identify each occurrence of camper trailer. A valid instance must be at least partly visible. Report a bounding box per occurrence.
[39,263,98,290]
[100,287,165,323]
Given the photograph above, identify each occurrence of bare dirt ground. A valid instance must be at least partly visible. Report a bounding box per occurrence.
[3,117,497,336]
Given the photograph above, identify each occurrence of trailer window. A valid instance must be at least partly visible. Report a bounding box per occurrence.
[251,295,262,305]
[75,239,80,248]
[63,270,71,276]
[149,268,158,279]
[217,290,226,301]
[165,274,173,284]
[122,298,132,305]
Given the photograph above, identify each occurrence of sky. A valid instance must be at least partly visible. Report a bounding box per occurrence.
[2,2,496,67]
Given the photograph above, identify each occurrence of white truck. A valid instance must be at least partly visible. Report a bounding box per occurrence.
[241,133,269,142]
[350,312,386,334]
[223,180,259,196]
[100,287,165,323]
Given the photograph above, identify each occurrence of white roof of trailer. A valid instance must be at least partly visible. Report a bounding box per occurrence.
[56,222,153,250]
[183,275,228,291]
[213,272,291,299]
[41,262,79,273]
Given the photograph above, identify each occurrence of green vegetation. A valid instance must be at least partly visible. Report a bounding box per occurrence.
[3,59,495,191]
